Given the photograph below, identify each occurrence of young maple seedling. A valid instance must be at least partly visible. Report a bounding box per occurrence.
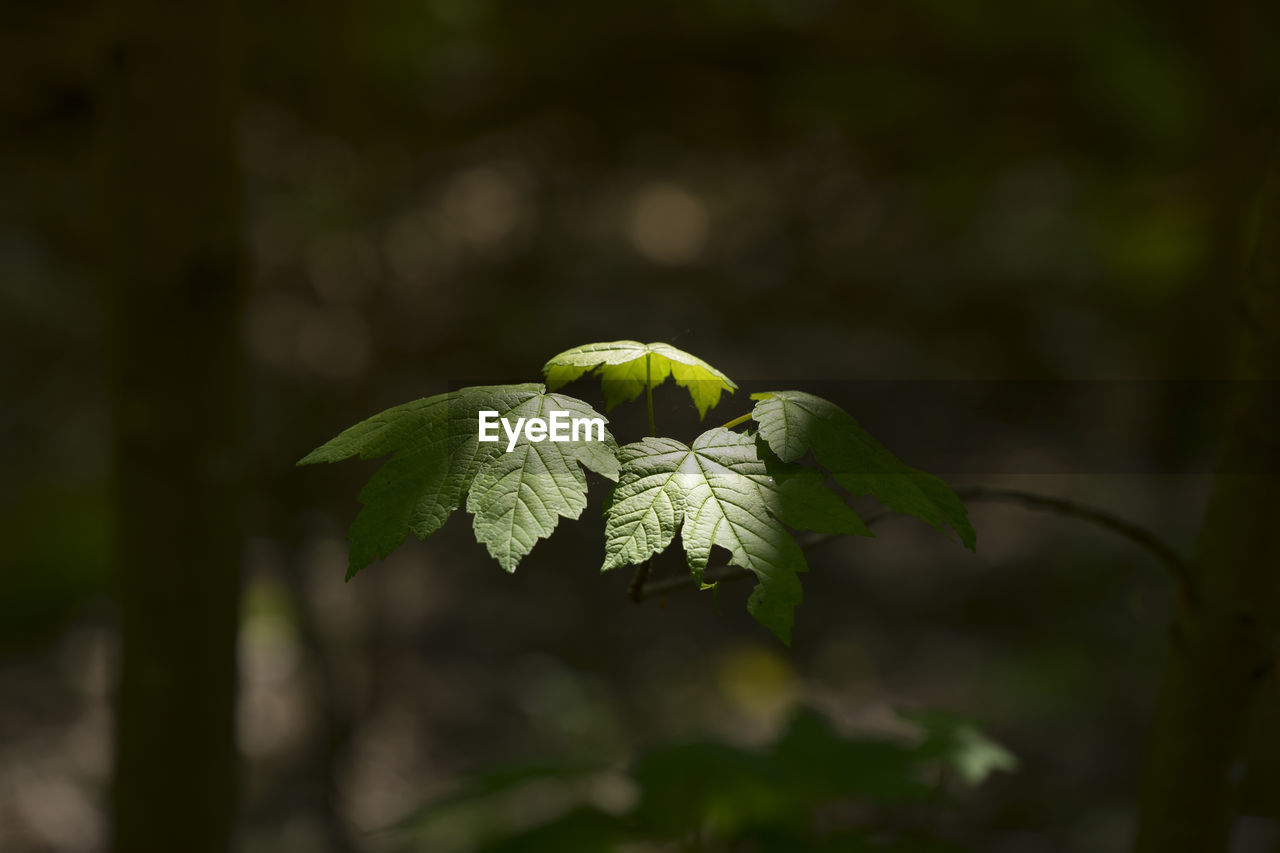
[298,341,975,644]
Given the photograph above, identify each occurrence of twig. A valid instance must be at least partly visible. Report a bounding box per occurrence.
[950,484,1195,594]
[632,485,1193,602]
[638,564,752,599]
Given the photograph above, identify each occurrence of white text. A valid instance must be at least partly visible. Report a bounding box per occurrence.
[477,410,606,452]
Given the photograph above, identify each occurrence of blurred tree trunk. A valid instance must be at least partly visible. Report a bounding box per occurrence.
[103,1,245,851]
[1134,170,1280,851]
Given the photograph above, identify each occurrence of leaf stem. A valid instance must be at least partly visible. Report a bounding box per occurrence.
[718,413,752,430]
[628,561,652,603]
[645,352,656,437]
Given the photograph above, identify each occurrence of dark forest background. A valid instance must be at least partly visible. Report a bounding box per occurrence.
[2,0,1279,850]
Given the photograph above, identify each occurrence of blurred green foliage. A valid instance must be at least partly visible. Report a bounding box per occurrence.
[401,704,1015,851]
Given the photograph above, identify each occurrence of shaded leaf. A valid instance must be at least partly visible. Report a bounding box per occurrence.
[631,740,786,838]
[773,708,932,805]
[751,390,976,549]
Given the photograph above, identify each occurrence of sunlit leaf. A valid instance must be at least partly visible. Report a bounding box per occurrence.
[299,384,619,576]
[543,340,737,418]
[601,427,869,642]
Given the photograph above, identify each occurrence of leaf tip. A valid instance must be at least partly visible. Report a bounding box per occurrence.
[297,448,326,466]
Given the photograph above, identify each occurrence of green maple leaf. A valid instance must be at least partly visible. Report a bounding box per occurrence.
[601,427,870,643]
[750,391,976,549]
[298,383,620,577]
[542,340,737,419]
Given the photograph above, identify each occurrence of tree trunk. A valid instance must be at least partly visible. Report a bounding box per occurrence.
[103,1,245,851]
[1134,170,1280,851]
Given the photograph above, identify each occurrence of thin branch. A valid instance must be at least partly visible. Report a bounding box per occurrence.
[638,564,750,599]
[632,485,1193,602]
[950,484,1195,592]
